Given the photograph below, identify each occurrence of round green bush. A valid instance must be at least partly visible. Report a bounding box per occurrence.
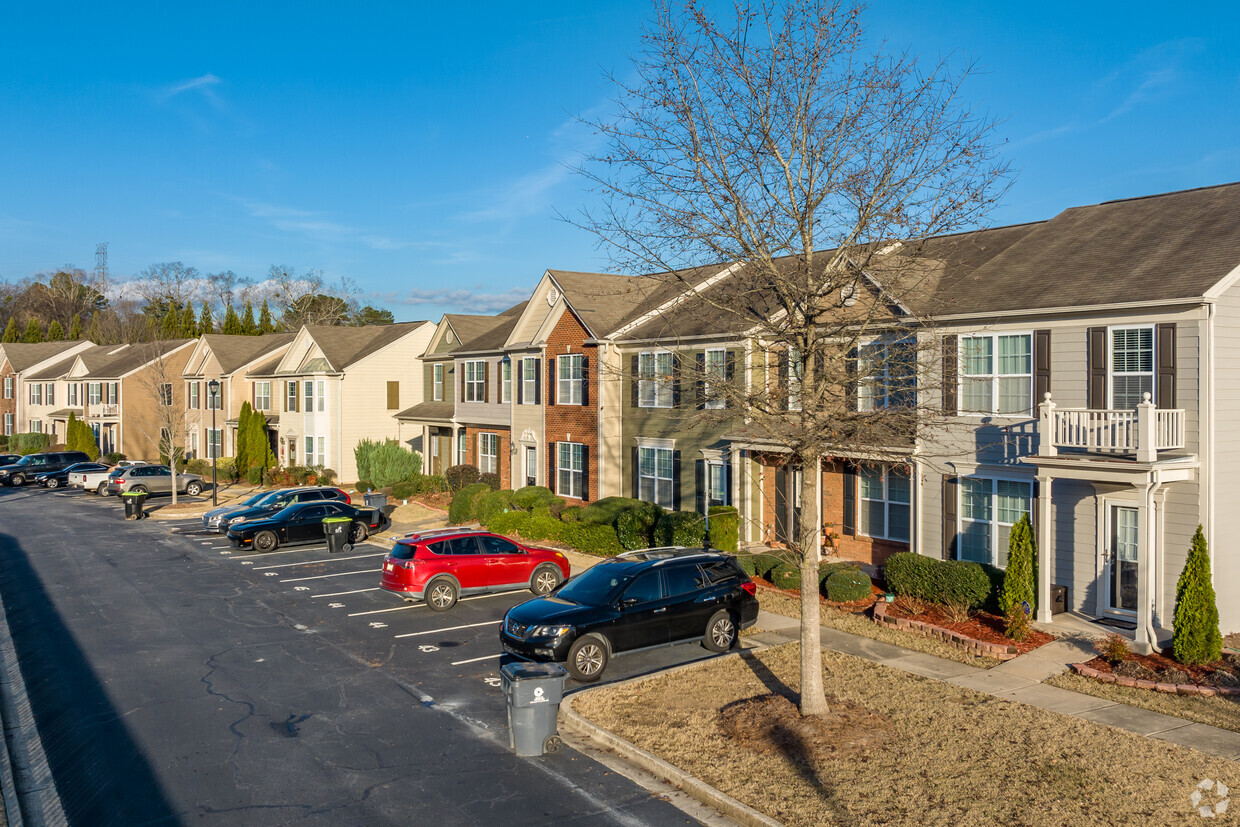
[884,551,990,609]
[519,509,565,542]
[355,479,374,492]
[448,482,490,525]
[415,475,448,494]
[475,489,515,527]
[560,506,582,523]
[487,510,530,536]
[657,511,708,547]
[825,569,872,602]
[770,562,802,592]
[579,497,644,526]
[707,505,739,552]
[478,472,501,491]
[561,522,623,556]
[616,504,663,550]
[512,485,557,510]
[445,464,480,492]
[390,480,416,500]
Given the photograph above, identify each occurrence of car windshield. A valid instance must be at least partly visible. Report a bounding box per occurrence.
[554,566,634,607]
[239,492,271,506]
[268,503,307,520]
[256,491,292,507]
[108,468,126,478]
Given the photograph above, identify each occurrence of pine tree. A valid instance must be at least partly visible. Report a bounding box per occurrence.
[236,402,253,472]
[241,301,257,335]
[23,318,44,343]
[999,514,1037,615]
[258,300,276,335]
[160,304,180,338]
[198,302,214,335]
[180,303,198,337]
[86,314,102,343]
[3,318,19,343]
[222,305,242,335]
[46,320,65,341]
[1173,526,1222,666]
[69,314,83,340]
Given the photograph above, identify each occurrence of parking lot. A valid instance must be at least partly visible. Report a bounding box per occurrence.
[2,482,743,824]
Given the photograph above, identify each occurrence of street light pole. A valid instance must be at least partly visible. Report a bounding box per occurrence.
[208,379,220,506]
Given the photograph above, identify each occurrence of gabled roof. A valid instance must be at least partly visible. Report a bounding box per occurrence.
[76,340,193,379]
[0,340,92,372]
[196,333,296,375]
[453,302,529,355]
[25,353,81,380]
[546,271,660,338]
[301,321,429,371]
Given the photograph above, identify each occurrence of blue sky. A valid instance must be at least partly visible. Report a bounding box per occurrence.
[2,2,1238,321]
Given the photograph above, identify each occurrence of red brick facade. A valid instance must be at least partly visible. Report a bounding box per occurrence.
[462,426,511,489]
[544,309,598,502]
[0,359,14,439]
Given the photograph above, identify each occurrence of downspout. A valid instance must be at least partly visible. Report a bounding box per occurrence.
[1141,471,1164,651]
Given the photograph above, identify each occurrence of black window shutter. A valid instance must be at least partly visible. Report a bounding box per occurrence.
[695,352,706,411]
[548,442,556,493]
[460,363,467,399]
[671,354,682,408]
[1156,323,1176,408]
[841,463,856,536]
[1087,327,1107,409]
[580,446,590,502]
[581,354,589,406]
[942,475,958,560]
[631,446,640,498]
[694,459,706,514]
[547,357,556,406]
[774,466,788,544]
[671,450,682,510]
[533,359,541,405]
[942,335,958,414]
[630,355,639,407]
[516,359,524,405]
[1034,329,1052,407]
[724,350,736,408]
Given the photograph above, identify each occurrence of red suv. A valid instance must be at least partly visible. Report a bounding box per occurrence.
[380,528,571,611]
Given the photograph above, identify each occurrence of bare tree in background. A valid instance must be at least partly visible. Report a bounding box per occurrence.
[575,0,1010,717]
[133,342,190,507]
[268,265,359,327]
[136,262,202,309]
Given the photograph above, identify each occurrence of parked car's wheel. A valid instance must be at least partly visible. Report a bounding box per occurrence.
[130,484,148,494]
[46,478,60,489]
[253,530,279,553]
[185,481,203,496]
[97,483,109,496]
[703,609,737,653]
[425,577,459,612]
[530,564,563,596]
[567,634,609,683]
[10,473,25,486]
[349,522,367,544]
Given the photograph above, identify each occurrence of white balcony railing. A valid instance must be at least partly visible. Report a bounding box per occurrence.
[1038,393,1185,462]
[87,403,119,418]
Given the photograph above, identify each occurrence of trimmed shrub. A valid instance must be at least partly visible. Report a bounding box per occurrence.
[999,514,1037,615]
[445,464,481,492]
[708,505,739,552]
[560,506,582,523]
[215,456,238,483]
[979,563,1006,614]
[103,452,126,464]
[579,497,644,526]
[884,552,989,609]
[448,482,490,525]
[657,510,708,547]
[355,479,374,492]
[561,522,624,556]
[246,465,263,485]
[416,474,448,494]
[479,472,501,491]
[487,510,531,536]
[475,490,515,527]
[825,569,872,602]
[10,433,51,455]
[390,480,416,500]
[1173,526,1222,666]
[512,485,558,510]
[546,496,568,519]
[354,438,422,488]
[770,562,802,592]
[316,467,337,484]
[186,458,212,478]
[616,503,664,550]
[519,509,564,542]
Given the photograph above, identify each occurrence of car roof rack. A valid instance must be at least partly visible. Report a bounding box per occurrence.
[614,547,719,564]
[400,526,487,540]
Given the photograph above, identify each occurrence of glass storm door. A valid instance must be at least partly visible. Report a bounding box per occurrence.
[525,447,537,487]
[1108,505,1139,613]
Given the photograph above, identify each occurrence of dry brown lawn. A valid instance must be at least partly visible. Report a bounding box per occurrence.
[757,589,1002,668]
[573,643,1239,826]
[1047,671,1240,734]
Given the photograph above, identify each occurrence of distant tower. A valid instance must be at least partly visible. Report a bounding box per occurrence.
[94,242,109,282]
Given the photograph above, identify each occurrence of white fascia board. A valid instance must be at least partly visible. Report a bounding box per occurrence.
[502,271,557,349]
[933,296,1209,322]
[1203,260,1240,299]
[606,262,741,340]
[117,339,197,380]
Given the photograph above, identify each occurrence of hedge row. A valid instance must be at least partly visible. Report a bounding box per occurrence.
[736,554,873,600]
[884,551,991,609]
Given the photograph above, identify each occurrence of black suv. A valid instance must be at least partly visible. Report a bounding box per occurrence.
[499,548,759,682]
[0,451,93,486]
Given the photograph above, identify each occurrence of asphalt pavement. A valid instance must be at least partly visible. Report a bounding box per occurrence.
[0,484,711,826]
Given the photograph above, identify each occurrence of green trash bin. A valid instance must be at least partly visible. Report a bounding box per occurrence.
[121,491,148,520]
[323,516,352,553]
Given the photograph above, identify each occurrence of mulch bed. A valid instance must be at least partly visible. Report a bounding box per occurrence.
[882,602,1054,655]
[1080,649,1240,689]
[752,576,878,614]
[717,692,895,761]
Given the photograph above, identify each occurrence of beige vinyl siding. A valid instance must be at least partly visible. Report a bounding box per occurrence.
[1051,479,1099,615]
[1208,284,1240,632]
[454,354,507,427]
[510,348,544,488]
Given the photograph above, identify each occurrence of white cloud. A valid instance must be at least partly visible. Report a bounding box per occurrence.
[384,286,531,313]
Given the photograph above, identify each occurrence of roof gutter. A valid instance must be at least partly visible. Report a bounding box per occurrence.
[930,296,1211,322]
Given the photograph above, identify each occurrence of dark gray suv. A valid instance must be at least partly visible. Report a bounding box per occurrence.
[0,451,93,486]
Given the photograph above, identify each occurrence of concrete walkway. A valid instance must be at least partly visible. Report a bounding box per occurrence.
[751,609,1240,762]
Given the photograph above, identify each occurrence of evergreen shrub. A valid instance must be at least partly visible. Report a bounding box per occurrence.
[561,522,623,556]
[445,464,481,492]
[1173,526,1223,666]
[825,569,872,602]
[487,510,530,536]
[354,439,422,488]
[479,472,501,491]
[707,505,739,552]
[657,510,707,547]
[475,490,515,526]
[448,482,490,525]
[999,514,1037,615]
[512,485,557,510]
[615,502,664,550]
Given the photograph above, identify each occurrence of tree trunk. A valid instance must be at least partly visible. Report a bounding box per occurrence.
[798,455,828,717]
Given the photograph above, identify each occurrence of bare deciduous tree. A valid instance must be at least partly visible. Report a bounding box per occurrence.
[268,265,359,328]
[575,0,1010,717]
[133,342,191,507]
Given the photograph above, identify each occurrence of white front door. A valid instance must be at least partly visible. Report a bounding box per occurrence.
[1106,504,1139,615]
[525,446,537,487]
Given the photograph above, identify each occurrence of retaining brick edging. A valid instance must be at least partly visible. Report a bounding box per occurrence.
[1068,662,1240,697]
[871,600,1020,661]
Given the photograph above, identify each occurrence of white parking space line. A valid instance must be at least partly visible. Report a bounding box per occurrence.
[395,620,499,639]
[451,654,502,666]
[251,552,387,571]
[347,605,422,617]
[280,569,382,582]
[310,588,382,598]
[231,545,325,558]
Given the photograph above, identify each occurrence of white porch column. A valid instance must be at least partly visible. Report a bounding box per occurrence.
[1134,485,1154,654]
[1136,392,1157,463]
[1036,474,1054,623]
[1038,393,1057,457]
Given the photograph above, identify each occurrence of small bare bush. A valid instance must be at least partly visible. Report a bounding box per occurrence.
[1096,633,1130,665]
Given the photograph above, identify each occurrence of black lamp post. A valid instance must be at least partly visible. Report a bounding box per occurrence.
[208,379,220,505]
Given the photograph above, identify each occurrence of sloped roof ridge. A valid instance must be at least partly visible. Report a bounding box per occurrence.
[1096,179,1240,207]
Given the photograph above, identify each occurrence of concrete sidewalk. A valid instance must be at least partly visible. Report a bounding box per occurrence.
[751,609,1240,762]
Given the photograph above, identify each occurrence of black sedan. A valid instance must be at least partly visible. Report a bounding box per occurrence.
[0,454,19,467]
[36,462,109,489]
[227,500,383,552]
[500,548,759,682]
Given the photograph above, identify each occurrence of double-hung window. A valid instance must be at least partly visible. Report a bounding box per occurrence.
[67,383,78,406]
[2,377,11,399]
[464,361,486,402]
[478,433,499,474]
[706,460,729,509]
[29,384,42,405]
[159,383,173,406]
[638,351,673,408]
[557,354,583,405]
[959,477,1032,567]
[500,359,511,403]
[189,382,199,409]
[960,333,1032,415]
[286,381,298,411]
[787,349,803,411]
[432,364,444,401]
[704,348,726,410]
[857,465,911,542]
[316,380,325,412]
[29,419,42,433]
[4,413,13,435]
[557,442,585,500]
[254,382,271,411]
[1110,326,1154,409]
[522,358,537,404]
[858,339,915,411]
[638,446,674,509]
[305,436,315,466]
[457,431,467,465]
[88,382,102,405]
[45,384,54,406]
[106,382,118,404]
[188,429,199,459]
[207,429,222,459]
[206,383,221,410]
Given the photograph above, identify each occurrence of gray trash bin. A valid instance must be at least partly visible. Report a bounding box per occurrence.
[501,661,567,756]
[363,492,387,509]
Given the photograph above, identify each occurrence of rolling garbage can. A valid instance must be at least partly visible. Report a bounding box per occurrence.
[121,491,148,520]
[323,516,352,553]
[363,492,387,510]
[501,661,567,756]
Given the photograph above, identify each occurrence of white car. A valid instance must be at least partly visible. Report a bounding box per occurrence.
[76,461,147,495]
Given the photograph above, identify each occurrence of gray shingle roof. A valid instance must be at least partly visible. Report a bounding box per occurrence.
[393,401,455,422]
[77,340,193,378]
[197,333,296,374]
[303,322,428,371]
[0,340,90,372]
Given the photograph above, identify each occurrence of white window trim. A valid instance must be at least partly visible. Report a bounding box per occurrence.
[464,360,486,403]
[638,350,674,409]
[856,464,911,543]
[255,381,272,412]
[207,428,223,459]
[1107,324,1155,410]
[704,348,726,410]
[3,413,12,436]
[316,379,325,412]
[189,382,199,409]
[637,441,675,510]
[457,430,468,465]
[521,358,537,405]
[557,441,585,500]
[705,460,729,510]
[787,349,802,412]
[478,432,499,474]
[956,474,1033,568]
[2,377,11,399]
[500,359,511,404]
[433,364,444,402]
[957,330,1034,417]
[557,354,584,406]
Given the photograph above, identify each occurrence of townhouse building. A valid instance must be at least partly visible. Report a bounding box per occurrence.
[0,340,93,439]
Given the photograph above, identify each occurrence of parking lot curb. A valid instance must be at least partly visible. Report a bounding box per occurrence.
[0,586,67,827]
[559,654,784,827]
